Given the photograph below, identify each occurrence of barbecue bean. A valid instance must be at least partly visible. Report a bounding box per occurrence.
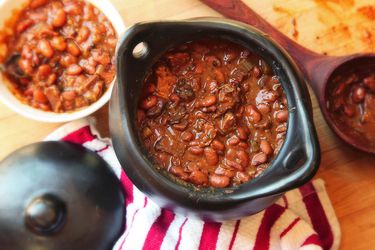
[200,95,217,107]
[245,105,262,123]
[227,135,240,146]
[34,89,48,103]
[260,140,273,155]
[181,131,194,142]
[170,166,188,180]
[37,64,52,79]
[141,95,158,110]
[189,170,208,186]
[67,41,81,56]
[251,152,268,166]
[236,126,249,140]
[38,40,54,58]
[52,8,66,27]
[215,165,235,178]
[188,146,204,155]
[352,86,366,103]
[204,147,219,166]
[77,27,90,43]
[211,139,225,152]
[62,91,77,101]
[51,36,67,51]
[275,110,288,123]
[209,174,230,188]
[66,64,83,75]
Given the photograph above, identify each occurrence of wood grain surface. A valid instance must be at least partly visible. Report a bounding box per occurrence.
[1,0,375,249]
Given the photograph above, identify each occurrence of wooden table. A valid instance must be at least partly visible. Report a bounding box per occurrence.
[1,0,374,249]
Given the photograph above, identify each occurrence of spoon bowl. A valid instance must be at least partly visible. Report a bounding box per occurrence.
[203,0,375,153]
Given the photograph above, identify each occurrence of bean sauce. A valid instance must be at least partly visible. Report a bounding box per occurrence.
[137,39,288,188]
[0,0,117,112]
[327,67,375,142]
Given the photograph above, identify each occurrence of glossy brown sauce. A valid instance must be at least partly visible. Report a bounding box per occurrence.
[137,39,288,188]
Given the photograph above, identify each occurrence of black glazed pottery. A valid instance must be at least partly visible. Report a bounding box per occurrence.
[0,141,124,250]
[110,18,320,221]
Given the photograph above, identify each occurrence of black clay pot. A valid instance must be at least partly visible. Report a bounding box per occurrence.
[0,142,125,250]
[110,18,320,221]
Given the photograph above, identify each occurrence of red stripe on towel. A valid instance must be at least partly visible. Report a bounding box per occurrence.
[301,234,322,247]
[199,221,222,250]
[228,220,240,250]
[120,196,148,250]
[62,126,95,144]
[300,183,333,250]
[175,218,188,250]
[142,209,175,250]
[280,218,301,238]
[120,171,134,205]
[254,204,286,250]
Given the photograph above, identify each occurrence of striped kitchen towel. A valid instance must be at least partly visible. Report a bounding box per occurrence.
[45,118,341,250]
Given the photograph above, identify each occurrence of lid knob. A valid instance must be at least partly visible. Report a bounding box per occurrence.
[25,195,66,235]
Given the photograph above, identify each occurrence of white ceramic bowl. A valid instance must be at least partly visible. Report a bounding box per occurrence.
[0,0,126,123]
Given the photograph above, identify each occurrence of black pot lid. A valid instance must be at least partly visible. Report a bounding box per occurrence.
[0,141,125,250]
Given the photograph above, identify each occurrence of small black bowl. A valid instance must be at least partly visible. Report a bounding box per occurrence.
[110,18,320,221]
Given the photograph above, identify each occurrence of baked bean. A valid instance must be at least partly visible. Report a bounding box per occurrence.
[38,40,54,58]
[236,126,249,140]
[66,64,83,75]
[67,41,81,56]
[215,165,235,178]
[76,27,90,43]
[16,19,33,33]
[200,95,217,107]
[245,105,262,123]
[19,59,33,75]
[141,95,158,110]
[52,8,66,27]
[209,174,230,188]
[51,36,67,51]
[204,147,219,166]
[33,89,48,103]
[181,131,194,142]
[352,86,366,103]
[189,170,208,186]
[60,54,77,66]
[227,135,240,146]
[236,171,250,183]
[170,166,188,180]
[211,139,225,152]
[37,64,52,79]
[188,146,204,155]
[275,110,288,123]
[253,66,261,78]
[260,140,273,155]
[220,112,235,133]
[251,152,268,166]
[257,103,271,114]
[62,91,77,101]
[30,0,48,9]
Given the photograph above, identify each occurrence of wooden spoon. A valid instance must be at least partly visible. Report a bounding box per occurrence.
[202,0,375,153]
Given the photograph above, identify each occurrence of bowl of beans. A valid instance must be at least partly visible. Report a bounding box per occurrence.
[0,0,125,122]
[110,18,320,220]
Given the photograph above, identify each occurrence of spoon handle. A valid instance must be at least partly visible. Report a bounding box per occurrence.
[201,0,322,75]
